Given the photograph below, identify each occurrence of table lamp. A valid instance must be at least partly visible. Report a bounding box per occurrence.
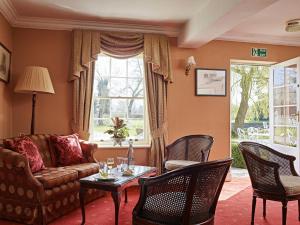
[14,66,55,134]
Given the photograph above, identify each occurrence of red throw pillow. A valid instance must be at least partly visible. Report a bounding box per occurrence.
[11,137,45,173]
[50,134,84,166]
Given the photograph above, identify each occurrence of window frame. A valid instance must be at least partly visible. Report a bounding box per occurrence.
[90,53,150,147]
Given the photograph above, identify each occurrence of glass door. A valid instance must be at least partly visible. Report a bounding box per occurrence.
[270,57,300,171]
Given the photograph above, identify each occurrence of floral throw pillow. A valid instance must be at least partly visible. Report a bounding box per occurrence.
[11,136,45,173]
[50,134,84,166]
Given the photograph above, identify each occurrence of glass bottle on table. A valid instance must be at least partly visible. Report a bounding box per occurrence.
[127,139,134,169]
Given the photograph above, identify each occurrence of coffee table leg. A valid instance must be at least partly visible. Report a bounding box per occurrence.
[79,187,86,225]
[111,191,121,225]
[124,189,128,203]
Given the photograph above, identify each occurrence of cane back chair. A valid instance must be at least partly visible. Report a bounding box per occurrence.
[239,141,300,225]
[164,135,214,172]
[133,158,232,225]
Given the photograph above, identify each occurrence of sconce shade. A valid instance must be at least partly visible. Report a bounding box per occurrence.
[185,56,196,75]
[15,66,55,94]
[187,56,196,65]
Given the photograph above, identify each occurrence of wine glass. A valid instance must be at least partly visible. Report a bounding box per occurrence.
[107,157,114,172]
[98,161,108,178]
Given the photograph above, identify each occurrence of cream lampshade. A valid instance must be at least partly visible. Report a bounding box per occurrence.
[15,66,55,134]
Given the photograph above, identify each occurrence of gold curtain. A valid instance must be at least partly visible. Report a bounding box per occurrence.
[144,34,173,173]
[70,30,101,140]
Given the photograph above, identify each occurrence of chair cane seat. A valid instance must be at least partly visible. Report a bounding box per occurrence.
[280,175,300,195]
[165,160,199,171]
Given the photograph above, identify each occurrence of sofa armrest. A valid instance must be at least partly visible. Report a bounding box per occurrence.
[79,141,98,162]
[0,148,44,202]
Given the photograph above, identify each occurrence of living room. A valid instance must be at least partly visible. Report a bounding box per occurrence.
[1,0,300,225]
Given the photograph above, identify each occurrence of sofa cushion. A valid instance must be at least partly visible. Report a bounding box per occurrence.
[280,175,300,195]
[165,160,200,171]
[63,163,99,178]
[3,134,54,167]
[50,134,84,166]
[34,167,78,189]
[6,136,45,173]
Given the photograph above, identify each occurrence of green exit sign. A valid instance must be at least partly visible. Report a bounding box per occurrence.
[251,48,267,57]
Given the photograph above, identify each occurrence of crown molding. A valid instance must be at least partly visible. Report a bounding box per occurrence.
[0,0,180,36]
[218,32,300,47]
[13,16,180,36]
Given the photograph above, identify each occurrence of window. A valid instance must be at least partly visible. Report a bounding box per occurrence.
[90,54,149,145]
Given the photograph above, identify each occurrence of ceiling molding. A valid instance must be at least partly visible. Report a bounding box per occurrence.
[0,0,180,36]
[13,16,180,36]
[218,32,300,47]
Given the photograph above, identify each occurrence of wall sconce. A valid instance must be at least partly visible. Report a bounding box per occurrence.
[185,56,196,75]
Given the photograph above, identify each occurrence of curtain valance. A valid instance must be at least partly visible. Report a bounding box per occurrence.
[144,34,173,82]
[70,30,173,82]
[101,32,143,59]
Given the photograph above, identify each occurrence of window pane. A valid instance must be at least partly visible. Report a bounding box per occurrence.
[94,99,110,119]
[111,99,127,118]
[128,99,144,118]
[93,118,111,141]
[110,78,127,97]
[128,57,143,77]
[128,78,144,97]
[94,77,110,97]
[95,55,110,77]
[111,58,126,77]
[92,54,147,143]
[127,119,145,139]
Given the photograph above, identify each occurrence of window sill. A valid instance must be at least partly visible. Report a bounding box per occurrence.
[95,143,151,149]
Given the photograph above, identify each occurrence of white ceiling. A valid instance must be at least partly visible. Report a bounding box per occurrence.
[0,0,299,47]
[10,0,211,24]
[219,0,300,45]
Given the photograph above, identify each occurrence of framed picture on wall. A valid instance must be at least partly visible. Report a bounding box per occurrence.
[0,42,11,83]
[195,68,226,96]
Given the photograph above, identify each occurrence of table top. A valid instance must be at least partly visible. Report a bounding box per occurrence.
[79,165,156,188]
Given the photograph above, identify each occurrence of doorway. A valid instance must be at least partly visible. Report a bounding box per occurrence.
[230,62,271,170]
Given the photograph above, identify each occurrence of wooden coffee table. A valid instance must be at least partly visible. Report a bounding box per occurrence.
[79,165,156,225]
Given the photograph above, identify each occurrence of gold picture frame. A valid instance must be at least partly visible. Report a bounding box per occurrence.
[0,42,11,83]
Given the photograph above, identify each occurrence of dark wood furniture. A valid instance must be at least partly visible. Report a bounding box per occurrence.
[79,165,156,225]
[239,141,300,225]
[164,134,214,172]
[133,159,232,225]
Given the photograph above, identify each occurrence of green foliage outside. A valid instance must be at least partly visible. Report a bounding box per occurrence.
[231,142,246,168]
[231,65,269,137]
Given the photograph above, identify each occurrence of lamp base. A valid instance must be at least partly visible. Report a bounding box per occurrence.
[30,93,36,135]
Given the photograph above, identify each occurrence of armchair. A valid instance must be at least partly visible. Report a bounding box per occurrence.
[239,141,300,225]
[133,159,232,225]
[164,135,214,171]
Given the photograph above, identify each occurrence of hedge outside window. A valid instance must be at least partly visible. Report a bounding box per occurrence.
[90,54,149,145]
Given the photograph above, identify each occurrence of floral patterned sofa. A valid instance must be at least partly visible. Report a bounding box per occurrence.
[0,134,104,225]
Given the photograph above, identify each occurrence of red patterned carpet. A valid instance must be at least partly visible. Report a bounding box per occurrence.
[1,177,300,225]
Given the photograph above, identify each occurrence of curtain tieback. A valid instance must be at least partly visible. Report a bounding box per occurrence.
[151,122,167,139]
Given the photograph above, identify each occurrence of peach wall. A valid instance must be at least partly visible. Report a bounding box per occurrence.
[0,14,13,138]
[9,27,300,164]
[168,39,300,161]
[12,28,72,136]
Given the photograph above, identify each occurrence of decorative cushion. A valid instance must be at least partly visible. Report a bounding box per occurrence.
[165,160,200,171]
[63,163,99,178]
[5,136,45,173]
[34,167,78,189]
[3,135,54,167]
[280,175,300,195]
[50,134,84,166]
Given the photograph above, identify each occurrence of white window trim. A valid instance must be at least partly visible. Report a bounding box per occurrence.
[89,54,150,147]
